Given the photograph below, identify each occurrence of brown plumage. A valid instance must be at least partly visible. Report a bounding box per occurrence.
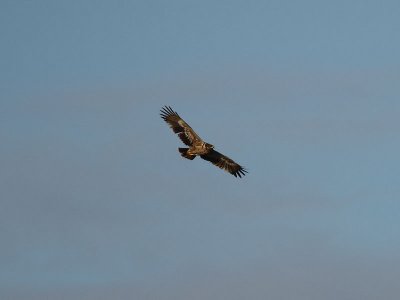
[160,106,247,178]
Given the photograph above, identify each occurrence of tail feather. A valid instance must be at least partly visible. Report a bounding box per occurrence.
[179,148,196,160]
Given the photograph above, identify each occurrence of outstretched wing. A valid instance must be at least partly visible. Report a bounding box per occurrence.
[160,106,202,146]
[200,150,248,178]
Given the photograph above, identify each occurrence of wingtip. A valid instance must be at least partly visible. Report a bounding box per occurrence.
[160,106,172,120]
[232,167,248,178]
[160,106,178,117]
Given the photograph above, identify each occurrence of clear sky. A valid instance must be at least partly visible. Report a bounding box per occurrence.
[1,1,400,299]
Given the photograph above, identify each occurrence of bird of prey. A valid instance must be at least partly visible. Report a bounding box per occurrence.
[160,106,247,178]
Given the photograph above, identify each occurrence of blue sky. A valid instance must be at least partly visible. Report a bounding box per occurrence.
[1,1,400,299]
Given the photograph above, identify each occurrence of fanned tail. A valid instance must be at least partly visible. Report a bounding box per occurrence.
[178,148,196,160]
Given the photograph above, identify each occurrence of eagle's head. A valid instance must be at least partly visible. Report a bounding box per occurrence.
[205,143,214,149]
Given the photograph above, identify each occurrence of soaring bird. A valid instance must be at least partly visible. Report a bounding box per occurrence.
[160,106,247,178]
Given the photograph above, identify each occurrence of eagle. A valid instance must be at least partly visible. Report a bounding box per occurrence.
[160,106,247,178]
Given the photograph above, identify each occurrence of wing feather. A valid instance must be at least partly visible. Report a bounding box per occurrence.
[200,150,248,178]
[160,106,202,146]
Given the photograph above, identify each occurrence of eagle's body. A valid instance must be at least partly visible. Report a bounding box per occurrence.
[187,141,213,155]
[160,106,247,178]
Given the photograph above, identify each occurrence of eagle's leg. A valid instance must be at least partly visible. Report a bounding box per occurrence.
[178,148,196,160]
